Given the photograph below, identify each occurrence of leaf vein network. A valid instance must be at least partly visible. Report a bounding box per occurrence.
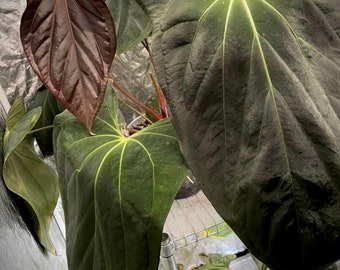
[68,134,122,149]
[92,140,123,267]
[78,140,124,171]
[97,116,121,134]
[242,0,304,260]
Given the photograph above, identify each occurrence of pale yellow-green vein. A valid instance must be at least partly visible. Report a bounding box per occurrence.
[259,0,317,63]
[260,0,299,40]
[198,0,220,24]
[68,134,122,149]
[182,0,220,101]
[77,139,124,172]
[101,85,121,130]
[93,140,124,267]
[96,116,122,135]
[241,0,291,175]
[117,140,129,266]
[128,137,156,199]
[222,0,234,163]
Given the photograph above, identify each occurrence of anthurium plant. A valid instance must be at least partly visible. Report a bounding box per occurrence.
[2,0,339,270]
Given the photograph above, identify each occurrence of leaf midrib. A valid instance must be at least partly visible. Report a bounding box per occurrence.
[241,0,304,262]
[87,130,159,267]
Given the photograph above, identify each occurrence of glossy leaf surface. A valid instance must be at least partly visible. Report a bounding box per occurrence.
[3,98,59,253]
[20,0,117,132]
[149,0,340,269]
[106,0,152,55]
[53,85,188,270]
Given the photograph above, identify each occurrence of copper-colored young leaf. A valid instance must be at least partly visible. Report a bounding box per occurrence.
[20,0,117,132]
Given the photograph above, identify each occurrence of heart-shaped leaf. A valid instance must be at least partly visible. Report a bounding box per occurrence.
[106,0,152,55]
[3,98,59,253]
[148,0,340,269]
[53,84,188,269]
[20,0,117,132]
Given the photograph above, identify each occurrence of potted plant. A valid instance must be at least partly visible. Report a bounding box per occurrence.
[2,0,340,270]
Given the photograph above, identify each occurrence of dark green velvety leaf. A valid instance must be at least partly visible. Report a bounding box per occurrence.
[29,86,64,156]
[53,84,188,270]
[106,0,152,55]
[3,98,59,253]
[150,1,340,270]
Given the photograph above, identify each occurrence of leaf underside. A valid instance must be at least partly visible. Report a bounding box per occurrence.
[150,0,340,269]
[53,86,188,270]
[3,98,59,253]
[20,0,117,132]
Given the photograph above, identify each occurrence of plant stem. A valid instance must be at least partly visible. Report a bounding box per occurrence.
[149,73,168,118]
[29,125,54,134]
[111,79,162,121]
[118,98,153,124]
[143,39,169,118]
[142,39,159,78]
[142,39,156,69]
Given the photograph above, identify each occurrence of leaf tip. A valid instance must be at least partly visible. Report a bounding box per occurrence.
[88,129,96,136]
